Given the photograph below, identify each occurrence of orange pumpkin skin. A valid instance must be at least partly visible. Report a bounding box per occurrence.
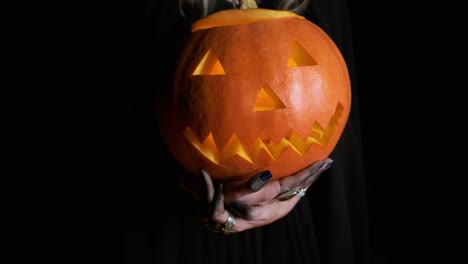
[157,9,351,182]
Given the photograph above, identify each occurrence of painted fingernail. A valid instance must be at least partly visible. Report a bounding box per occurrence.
[249,170,272,192]
[259,170,272,182]
[322,159,334,170]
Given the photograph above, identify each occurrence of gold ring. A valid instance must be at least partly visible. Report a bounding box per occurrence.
[276,187,307,201]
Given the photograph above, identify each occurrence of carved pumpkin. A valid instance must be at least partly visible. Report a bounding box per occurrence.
[157,7,351,182]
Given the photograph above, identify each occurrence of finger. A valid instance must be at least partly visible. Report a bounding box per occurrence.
[200,170,218,222]
[211,183,231,224]
[224,158,331,204]
[229,180,285,204]
[200,169,215,202]
[300,158,333,187]
[200,170,250,229]
[227,201,252,220]
[213,183,224,214]
[279,158,333,191]
[232,196,301,231]
[223,170,272,202]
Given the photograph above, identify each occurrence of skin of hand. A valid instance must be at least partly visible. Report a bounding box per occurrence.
[199,158,334,232]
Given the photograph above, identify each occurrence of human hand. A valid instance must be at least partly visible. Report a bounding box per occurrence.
[200,158,334,234]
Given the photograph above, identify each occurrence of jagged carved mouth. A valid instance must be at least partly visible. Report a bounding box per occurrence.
[184,102,344,165]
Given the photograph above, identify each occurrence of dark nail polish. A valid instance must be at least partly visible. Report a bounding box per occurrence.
[249,171,271,192]
[259,170,272,182]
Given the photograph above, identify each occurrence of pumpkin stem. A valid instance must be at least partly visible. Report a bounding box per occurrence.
[239,0,258,9]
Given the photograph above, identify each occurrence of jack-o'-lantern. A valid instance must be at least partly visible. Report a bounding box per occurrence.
[157,2,351,182]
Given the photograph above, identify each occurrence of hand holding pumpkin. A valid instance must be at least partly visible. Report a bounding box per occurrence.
[198,157,333,233]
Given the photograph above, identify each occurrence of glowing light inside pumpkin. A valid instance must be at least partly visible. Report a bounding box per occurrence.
[287,42,317,67]
[192,49,226,76]
[184,102,344,165]
[254,83,286,111]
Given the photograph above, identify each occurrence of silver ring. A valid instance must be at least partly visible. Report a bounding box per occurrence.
[221,213,236,234]
[276,187,308,201]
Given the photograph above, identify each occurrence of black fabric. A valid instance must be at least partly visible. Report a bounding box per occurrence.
[122,0,376,263]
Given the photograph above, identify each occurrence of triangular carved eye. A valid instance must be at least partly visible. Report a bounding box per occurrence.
[254,83,285,111]
[192,49,226,76]
[287,42,317,67]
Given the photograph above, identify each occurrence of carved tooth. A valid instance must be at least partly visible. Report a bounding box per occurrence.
[184,102,343,164]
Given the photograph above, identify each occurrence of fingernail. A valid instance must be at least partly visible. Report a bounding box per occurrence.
[259,170,272,182]
[249,170,271,192]
[321,159,334,170]
[249,170,272,192]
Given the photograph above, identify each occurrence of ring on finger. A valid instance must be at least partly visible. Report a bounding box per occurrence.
[204,212,237,235]
[276,187,308,201]
[221,212,236,234]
